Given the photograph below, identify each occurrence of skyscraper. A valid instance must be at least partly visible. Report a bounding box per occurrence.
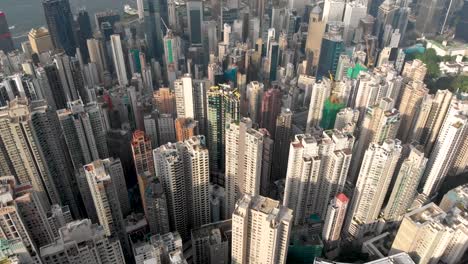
[187,1,203,46]
[342,1,367,44]
[306,79,332,132]
[206,85,240,181]
[260,88,282,137]
[407,90,453,153]
[29,100,82,217]
[28,27,54,55]
[349,99,400,183]
[133,232,183,264]
[397,81,429,143]
[258,129,274,197]
[345,139,402,241]
[383,144,427,221]
[174,75,194,118]
[421,101,467,197]
[57,99,109,173]
[192,79,209,136]
[334,107,359,132]
[154,88,176,115]
[0,98,60,208]
[84,158,129,253]
[110,34,128,87]
[322,0,346,22]
[53,53,80,102]
[231,194,293,264]
[131,130,155,216]
[390,203,452,264]
[42,0,76,56]
[0,178,42,263]
[246,81,264,124]
[283,131,354,224]
[145,178,171,235]
[225,118,266,217]
[305,7,326,72]
[439,183,468,212]
[142,0,166,59]
[85,158,130,219]
[455,0,468,41]
[153,136,210,239]
[415,0,447,36]
[374,0,399,46]
[175,117,198,141]
[40,219,126,263]
[322,193,349,251]
[76,10,93,63]
[0,12,14,53]
[2,179,54,248]
[401,59,427,83]
[272,109,293,181]
[157,113,176,145]
[316,23,345,80]
[87,38,106,82]
[163,30,182,81]
[191,219,231,264]
[268,40,280,82]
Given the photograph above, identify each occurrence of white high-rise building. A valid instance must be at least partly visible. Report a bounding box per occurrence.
[322,0,346,22]
[342,1,367,44]
[87,38,106,81]
[174,74,194,118]
[402,59,427,82]
[225,118,265,217]
[349,99,400,183]
[306,79,331,132]
[84,158,129,244]
[183,136,211,228]
[231,194,293,264]
[153,136,210,239]
[334,107,359,132]
[283,131,354,225]
[0,98,60,208]
[421,100,468,197]
[53,53,79,101]
[40,219,125,264]
[383,144,427,221]
[422,89,454,154]
[346,139,402,241]
[408,90,454,152]
[322,193,349,248]
[110,34,128,86]
[133,232,183,264]
[397,81,429,143]
[390,203,454,264]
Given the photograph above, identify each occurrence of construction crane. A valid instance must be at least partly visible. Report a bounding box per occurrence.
[328,70,334,82]
[161,17,169,32]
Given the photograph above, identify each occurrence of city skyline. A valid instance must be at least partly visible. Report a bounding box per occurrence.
[0,0,467,263]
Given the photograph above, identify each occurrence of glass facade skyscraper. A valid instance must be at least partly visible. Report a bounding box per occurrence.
[42,0,76,56]
[0,12,14,53]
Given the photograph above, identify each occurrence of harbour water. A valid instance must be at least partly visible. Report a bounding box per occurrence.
[0,0,132,44]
